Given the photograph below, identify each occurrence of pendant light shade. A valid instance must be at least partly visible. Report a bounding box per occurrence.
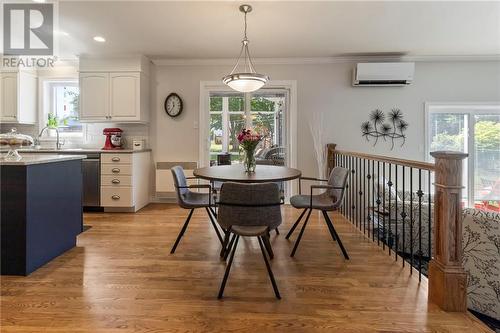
[223,5,269,93]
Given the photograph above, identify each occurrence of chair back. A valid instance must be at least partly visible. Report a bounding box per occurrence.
[171,166,189,204]
[217,182,282,230]
[328,167,350,207]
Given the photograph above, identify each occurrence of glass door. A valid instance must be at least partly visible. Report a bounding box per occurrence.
[207,89,288,167]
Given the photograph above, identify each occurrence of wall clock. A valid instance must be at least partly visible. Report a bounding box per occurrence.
[164,93,183,117]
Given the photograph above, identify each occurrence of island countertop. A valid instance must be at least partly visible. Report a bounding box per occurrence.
[0,154,87,166]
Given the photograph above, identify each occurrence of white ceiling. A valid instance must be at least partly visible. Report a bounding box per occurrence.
[57,1,500,59]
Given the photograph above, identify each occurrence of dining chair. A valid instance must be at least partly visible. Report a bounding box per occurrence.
[286,167,350,259]
[170,166,224,253]
[216,182,282,299]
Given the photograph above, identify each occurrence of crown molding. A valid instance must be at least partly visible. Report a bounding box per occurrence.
[152,54,500,66]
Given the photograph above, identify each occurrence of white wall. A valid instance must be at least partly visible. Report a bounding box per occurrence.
[150,60,500,179]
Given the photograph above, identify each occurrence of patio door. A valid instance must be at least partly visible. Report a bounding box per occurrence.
[204,89,289,167]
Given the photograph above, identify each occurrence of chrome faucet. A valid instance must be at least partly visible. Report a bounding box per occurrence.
[37,126,63,150]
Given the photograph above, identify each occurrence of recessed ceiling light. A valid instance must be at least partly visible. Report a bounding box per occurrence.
[32,0,46,3]
[93,36,106,43]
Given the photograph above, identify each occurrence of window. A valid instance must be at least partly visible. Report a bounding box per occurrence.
[208,90,288,165]
[42,80,81,138]
[426,104,500,212]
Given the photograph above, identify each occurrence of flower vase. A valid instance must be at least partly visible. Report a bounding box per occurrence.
[244,147,257,173]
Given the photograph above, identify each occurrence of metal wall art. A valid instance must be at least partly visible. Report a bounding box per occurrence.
[361,108,408,150]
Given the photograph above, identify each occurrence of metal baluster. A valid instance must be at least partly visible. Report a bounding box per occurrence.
[372,160,375,242]
[382,162,386,250]
[355,157,358,228]
[351,157,356,223]
[395,165,398,261]
[367,160,371,239]
[417,169,423,281]
[410,167,413,275]
[401,166,406,267]
[357,157,362,230]
[388,164,392,255]
[363,158,366,235]
[376,161,381,246]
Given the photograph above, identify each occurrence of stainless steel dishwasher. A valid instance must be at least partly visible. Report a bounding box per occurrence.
[82,153,100,207]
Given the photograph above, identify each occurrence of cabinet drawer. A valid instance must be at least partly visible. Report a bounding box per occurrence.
[101,175,132,187]
[101,153,132,164]
[101,164,132,175]
[101,187,133,207]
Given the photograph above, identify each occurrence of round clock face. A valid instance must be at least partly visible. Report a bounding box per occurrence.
[165,93,183,117]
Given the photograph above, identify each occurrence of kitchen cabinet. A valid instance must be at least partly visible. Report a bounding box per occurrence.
[79,73,109,121]
[79,71,149,123]
[100,151,150,212]
[0,70,37,124]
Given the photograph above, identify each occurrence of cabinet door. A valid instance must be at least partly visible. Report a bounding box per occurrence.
[79,73,109,121]
[109,73,140,121]
[0,72,19,122]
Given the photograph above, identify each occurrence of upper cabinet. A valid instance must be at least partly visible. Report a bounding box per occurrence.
[80,73,109,121]
[0,70,37,124]
[79,57,150,123]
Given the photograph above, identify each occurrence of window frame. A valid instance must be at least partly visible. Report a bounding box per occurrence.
[424,102,500,207]
[39,77,82,140]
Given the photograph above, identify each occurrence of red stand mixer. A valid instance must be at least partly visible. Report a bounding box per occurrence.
[102,128,124,150]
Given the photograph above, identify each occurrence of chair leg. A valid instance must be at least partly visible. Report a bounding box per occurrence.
[323,211,349,260]
[257,237,281,299]
[286,208,308,239]
[218,235,240,299]
[321,210,337,241]
[206,207,223,244]
[261,235,274,260]
[220,230,231,258]
[170,208,195,254]
[223,233,237,261]
[290,209,313,257]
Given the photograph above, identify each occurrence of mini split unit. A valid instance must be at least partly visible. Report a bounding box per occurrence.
[352,62,415,87]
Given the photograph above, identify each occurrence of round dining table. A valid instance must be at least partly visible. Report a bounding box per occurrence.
[193,164,301,183]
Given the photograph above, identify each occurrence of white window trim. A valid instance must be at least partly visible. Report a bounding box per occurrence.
[199,81,298,196]
[424,102,500,207]
[38,76,82,141]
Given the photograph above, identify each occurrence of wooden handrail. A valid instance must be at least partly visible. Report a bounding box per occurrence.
[327,143,468,313]
[327,144,435,172]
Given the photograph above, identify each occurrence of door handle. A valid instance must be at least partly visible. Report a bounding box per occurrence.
[112,168,120,173]
[112,157,120,162]
[111,179,120,184]
[111,195,120,200]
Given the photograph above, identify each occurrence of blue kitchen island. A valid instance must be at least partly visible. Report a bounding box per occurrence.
[1,154,85,276]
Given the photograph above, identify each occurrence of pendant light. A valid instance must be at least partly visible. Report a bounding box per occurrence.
[222,4,269,93]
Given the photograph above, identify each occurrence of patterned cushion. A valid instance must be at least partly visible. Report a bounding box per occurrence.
[462,208,500,320]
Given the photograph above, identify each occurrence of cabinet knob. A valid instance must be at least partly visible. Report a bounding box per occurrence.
[112,157,120,162]
[111,195,120,200]
[111,168,120,173]
[111,179,120,184]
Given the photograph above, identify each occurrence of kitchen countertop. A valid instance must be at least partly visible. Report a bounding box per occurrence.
[1,148,152,154]
[0,154,87,166]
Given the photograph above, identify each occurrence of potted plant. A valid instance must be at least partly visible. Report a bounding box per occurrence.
[237,128,262,173]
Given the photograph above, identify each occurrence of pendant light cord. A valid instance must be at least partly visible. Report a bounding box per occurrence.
[228,6,258,75]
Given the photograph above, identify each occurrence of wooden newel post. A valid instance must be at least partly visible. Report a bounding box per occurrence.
[326,143,337,176]
[428,151,468,312]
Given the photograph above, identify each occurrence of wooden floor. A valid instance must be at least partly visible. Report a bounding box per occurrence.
[1,204,491,333]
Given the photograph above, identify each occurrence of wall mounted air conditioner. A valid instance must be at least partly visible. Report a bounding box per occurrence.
[352,62,415,87]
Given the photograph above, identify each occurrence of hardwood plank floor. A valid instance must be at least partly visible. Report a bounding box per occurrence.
[1,204,491,333]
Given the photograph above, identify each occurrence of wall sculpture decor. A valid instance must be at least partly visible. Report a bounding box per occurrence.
[361,108,408,150]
